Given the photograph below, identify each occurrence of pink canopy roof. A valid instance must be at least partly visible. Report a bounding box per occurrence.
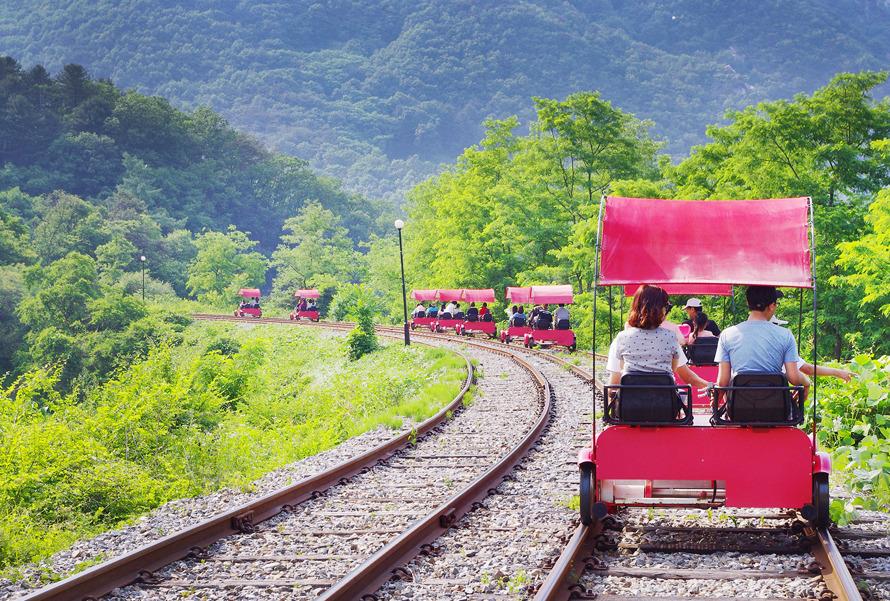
[411,289,438,301]
[239,288,261,298]
[435,289,464,302]
[506,286,532,303]
[461,288,495,302]
[530,285,574,304]
[505,285,574,304]
[622,284,734,297]
[294,288,320,299]
[600,197,812,288]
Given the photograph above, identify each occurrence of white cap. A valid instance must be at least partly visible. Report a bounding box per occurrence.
[769,315,789,326]
[683,298,702,309]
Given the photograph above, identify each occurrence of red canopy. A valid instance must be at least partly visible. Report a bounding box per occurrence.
[622,284,734,297]
[600,197,812,288]
[239,288,261,298]
[530,285,574,304]
[411,289,438,301]
[294,288,320,299]
[436,289,464,302]
[506,286,532,303]
[505,285,574,304]
[461,288,495,302]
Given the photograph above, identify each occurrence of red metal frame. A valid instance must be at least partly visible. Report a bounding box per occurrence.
[524,329,576,350]
[589,422,830,509]
[456,320,496,338]
[290,310,320,321]
[433,318,463,333]
[500,325,532,343]
[411,316,437,330]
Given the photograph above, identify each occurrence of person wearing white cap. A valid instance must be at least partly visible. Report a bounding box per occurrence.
[682,298,721,336]
[769,314,855,382]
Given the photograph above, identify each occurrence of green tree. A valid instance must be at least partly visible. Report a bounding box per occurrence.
[187,228,267,306]
[0,265,27,374]
[96,236,138,283]
[834,188,890,353]
[33,192,110,263]
[0,204,34,265]
[270,202,364,305]
[669,72,890,358]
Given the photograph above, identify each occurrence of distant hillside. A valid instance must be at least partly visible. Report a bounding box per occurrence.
[2,0,889,201]
[0,57,377,252]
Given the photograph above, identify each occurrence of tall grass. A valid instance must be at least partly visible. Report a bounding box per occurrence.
[0,323,467,575]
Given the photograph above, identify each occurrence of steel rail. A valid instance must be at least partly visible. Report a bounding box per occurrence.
[19,329,476,601]
[318,351,553,599]
[810,526,863,601]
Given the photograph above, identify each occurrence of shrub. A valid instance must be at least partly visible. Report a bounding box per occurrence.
[346,300,378,361]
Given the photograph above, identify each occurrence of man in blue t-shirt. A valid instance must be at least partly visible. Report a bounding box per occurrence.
[715,286,810,396]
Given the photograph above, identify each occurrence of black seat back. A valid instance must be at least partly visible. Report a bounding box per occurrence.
[481,313,493,322]
[729,372,791,423]
[555,318,570,330]
[618,372,684,423]
[687,337,718,365]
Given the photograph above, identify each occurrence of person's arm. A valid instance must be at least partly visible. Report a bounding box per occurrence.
[676,363,709,389]
[799,362,854,382]
[785,361,811,401]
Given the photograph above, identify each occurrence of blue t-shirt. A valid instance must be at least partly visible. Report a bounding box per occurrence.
[715,319,799,375]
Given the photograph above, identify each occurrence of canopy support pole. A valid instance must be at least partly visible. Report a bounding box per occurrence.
[808,197,818,454]
[730,285,737,321]
[608,286,614,340]
[797,288,804,353]
[721,295,727,328]
[620,292,625,329]
[592,196,606,458]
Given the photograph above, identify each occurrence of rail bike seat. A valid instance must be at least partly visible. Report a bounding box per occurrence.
[603,372,693,426]
[711,372,804,426]
[685,337,718,365]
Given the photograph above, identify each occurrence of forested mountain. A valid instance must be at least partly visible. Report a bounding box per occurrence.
[2,1,888,201]
[0,58,378,251]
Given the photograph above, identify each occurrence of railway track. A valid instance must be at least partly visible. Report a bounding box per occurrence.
[15,315,878,600]
[16,317,559,601]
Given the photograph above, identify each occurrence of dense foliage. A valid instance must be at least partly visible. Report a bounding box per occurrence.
[2,1,889,200]
[814,356,890,522]
[0,57,378,250]
[0,324,466,573]
[397,75,890,357]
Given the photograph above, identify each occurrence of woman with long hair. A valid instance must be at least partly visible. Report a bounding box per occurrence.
[687,311,716,344]
[607,285,712,391]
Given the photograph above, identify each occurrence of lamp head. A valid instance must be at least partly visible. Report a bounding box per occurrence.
[394,219,404,230]
[140,255,146,262]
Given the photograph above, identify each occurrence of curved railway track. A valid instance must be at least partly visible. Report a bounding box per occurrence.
[15,314,874,601]
[17,317,559,601]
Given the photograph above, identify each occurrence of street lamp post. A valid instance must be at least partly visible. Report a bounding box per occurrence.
[394,219,410,346]
[140,255,146,302]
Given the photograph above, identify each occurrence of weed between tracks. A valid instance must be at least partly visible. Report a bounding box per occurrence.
[0,323,467,575]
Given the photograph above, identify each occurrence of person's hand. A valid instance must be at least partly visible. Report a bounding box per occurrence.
[837,369,854,382]
[697,381,714,396]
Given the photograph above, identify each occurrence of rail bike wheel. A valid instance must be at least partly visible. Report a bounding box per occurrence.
[580,463,594,525]
[812,472,830,528]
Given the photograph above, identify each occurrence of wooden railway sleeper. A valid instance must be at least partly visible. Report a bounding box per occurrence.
[391,566,413,581]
